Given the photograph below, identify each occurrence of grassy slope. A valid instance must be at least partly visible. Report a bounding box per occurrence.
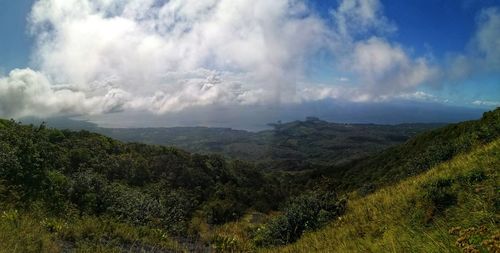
[0,212,186,253]
[266,139,500,253]
[321,108,500,192]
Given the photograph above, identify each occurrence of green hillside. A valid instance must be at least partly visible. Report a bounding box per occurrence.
[0,119,291,252]
[265,138,500,253]
[313,108,500,192]
[0,109,498,252]
[0,117,343,252]
[204,109,499,251]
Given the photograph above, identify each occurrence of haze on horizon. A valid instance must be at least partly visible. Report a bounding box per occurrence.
[0,0,499,129]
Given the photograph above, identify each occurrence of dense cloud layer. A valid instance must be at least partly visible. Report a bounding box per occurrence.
[0,0,497,118]
[0,68,130,117]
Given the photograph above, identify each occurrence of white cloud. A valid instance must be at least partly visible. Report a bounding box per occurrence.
[331,0,396,40]
[317,4,440,101]
[345,37,438,100]
[0,0,443,118]
[449,7,500,79]
[472,100,500,107]
[25,0,330,115]
[474,7,500,69]
[394,91,437,102]
[0,68,130,117]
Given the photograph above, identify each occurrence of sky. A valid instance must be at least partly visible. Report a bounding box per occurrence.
[0,0,499,129]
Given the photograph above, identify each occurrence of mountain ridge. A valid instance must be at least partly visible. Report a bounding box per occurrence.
[19,116,444,169]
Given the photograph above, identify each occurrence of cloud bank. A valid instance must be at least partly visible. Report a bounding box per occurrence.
[0,0,497,118]
[0,68,130,117]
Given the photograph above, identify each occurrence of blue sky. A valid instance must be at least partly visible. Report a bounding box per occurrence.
[310,0,498,55]
[306,0,500,106]
[0,0,498,127]
[0,0,34,72]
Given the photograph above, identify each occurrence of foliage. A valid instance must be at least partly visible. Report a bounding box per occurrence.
[254,190,346,247]
[33,116,440,169]
[0,118,295,250]
[0,209,184,253]
[0,108,497,251]
[317,108,500,192]
[418,178,457,223]
[264,138,500,252]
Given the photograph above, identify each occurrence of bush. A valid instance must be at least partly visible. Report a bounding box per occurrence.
[254,190,346,247]
[419,178,457,223]
[70,171,109,214]
[457,169,486,184]
[203,199,245,225]
[43,170,72,213]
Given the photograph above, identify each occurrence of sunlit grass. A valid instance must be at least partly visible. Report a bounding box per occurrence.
[197,211,278,252]
[264,139,500,253]
[0,211,186,253]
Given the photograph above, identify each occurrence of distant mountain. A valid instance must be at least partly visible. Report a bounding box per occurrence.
[18,116,99,130]
[19,116,443,170]
[78,100,488,131]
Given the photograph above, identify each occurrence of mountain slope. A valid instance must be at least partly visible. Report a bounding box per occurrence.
[1,109,497,252]
[266,138,500,252]
[0,119,294,252]
[315,108,500,192]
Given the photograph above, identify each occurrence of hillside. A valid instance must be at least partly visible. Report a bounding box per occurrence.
[21,116,441,170]
[0,109,497,252]
[1,0,498,252]
[0,117,344,252]
[0,119,286,252]
[197,109,500,251]
[101,119,440,167]
[310,108,500,192]
[265,138,500,252]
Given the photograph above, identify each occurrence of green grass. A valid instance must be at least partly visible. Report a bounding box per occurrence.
[264,139,500,253]
[0,210,59,253]
[0,210,186,253]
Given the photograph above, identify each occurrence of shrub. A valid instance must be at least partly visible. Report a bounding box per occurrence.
[253,190,346,247]
[419,178,457,223]
[43,170,72,213]
[457,169,487,185]
[203,199,245,225]
[69,171,109,214]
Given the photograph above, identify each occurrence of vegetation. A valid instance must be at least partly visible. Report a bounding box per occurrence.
[311,108,500,192]
[0,119,292,251]
[0,211,185,253]
[24,116,441,170]
[253,190,346,247]
[265,138,500,252]
[1,108,498,252]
